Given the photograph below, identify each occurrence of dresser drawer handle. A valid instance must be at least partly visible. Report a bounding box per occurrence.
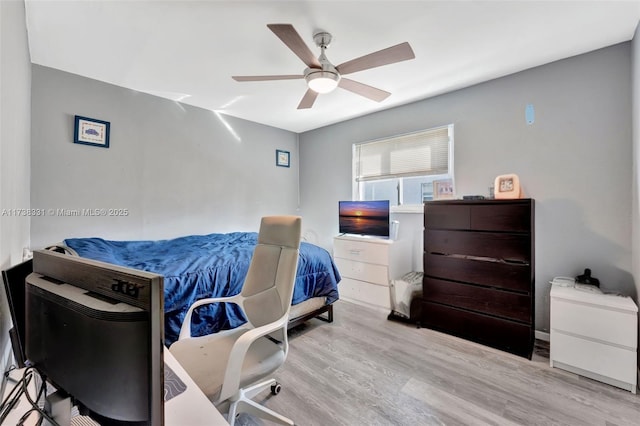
[349,249,362,255]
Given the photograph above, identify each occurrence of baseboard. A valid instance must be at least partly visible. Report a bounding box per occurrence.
[340,297,390,315]
[535,330,550,342]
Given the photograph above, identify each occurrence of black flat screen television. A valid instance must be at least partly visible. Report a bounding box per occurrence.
[26,250,164,425]
[338,200,390,238]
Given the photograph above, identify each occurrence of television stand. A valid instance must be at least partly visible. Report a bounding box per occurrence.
[333,235,412,311]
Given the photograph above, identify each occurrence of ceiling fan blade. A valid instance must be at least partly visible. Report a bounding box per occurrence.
[338,78,391,102]
[267,24,322,69]
[232,75,303,82]
[297,89,319,109]
[336,42,415,75]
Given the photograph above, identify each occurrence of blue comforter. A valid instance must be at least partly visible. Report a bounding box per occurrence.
[64,232,340,345]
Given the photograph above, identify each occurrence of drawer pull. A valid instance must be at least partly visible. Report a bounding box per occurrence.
[349,250,361,255]
[503,259,529,265]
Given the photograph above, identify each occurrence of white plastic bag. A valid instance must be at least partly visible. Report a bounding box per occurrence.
[390,271,423,318]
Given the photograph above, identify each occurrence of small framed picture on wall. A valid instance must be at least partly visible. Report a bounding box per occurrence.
[276,149,290,167]
[74,115,110,148]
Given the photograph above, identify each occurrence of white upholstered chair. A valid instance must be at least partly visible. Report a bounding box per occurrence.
[169,216,301,426]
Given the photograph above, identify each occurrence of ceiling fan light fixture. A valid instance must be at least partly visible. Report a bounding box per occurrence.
[233,25,415,109]
[306,70,340,94]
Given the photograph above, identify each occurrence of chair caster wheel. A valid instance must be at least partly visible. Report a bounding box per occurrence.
[271,382,282,395]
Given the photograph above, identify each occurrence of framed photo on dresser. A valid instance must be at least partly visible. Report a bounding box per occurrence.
[433,179,454,200]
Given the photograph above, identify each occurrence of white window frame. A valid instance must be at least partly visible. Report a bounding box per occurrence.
[352,124,454,210]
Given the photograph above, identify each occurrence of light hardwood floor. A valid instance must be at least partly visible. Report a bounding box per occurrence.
[238,300,640,426]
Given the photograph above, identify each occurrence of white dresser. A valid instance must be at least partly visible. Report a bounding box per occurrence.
[550,285,638,394]
[333,235,412,311]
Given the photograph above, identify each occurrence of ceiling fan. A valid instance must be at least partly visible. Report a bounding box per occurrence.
[232,24,415,109]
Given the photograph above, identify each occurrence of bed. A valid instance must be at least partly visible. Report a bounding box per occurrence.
[57,232,340,345]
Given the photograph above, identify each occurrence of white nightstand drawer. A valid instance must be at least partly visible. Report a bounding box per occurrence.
[339,277,390,309]
[334,257,389,286]
[333,238,390,265]
[551,330,637,388]
[551,298,637,348]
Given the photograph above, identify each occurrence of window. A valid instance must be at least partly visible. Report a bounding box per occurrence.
[353,124,454,206]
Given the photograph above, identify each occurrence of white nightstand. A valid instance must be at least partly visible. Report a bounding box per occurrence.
[550,285,638,394]
[333,235,412,311]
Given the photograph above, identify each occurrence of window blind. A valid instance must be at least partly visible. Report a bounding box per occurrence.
[355,125,450,182]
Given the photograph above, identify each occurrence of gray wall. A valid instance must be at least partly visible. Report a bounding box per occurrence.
[299,43,633,333]
[30,66,300,248]
[632,23,640,369]
[0,0,31,380]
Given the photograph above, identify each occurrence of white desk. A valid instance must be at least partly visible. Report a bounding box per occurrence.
[1,349,228,425]
[165,349,228,425]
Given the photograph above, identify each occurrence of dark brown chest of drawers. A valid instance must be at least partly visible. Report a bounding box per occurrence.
[421,199,535,358]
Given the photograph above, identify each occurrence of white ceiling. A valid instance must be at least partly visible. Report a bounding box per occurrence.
[24,0,640,133]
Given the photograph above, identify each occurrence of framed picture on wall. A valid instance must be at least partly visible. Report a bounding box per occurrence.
[276,149,290,167]
[74,115,110,148]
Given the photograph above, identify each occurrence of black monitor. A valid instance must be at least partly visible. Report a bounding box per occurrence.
[1,258,33,368]
[25,250,164,425]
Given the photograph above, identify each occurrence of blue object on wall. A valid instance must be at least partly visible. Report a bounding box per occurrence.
[525,104,535,125]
